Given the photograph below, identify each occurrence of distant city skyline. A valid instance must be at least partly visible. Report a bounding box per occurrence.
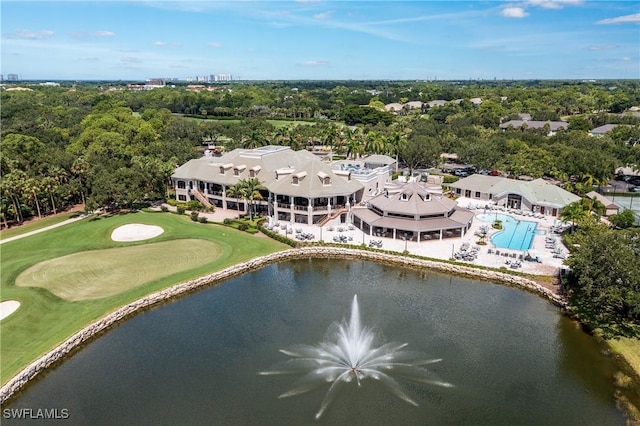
[1,1,639,81]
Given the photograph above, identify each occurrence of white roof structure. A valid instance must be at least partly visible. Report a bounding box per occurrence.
[589,124,618,136]
[450,175,580,209]
[499,120,568,132]
[172,146,363,198]
[354,181,474,233]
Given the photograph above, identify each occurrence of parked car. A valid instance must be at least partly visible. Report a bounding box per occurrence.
[627,177,640,186]
[629,186,640,192]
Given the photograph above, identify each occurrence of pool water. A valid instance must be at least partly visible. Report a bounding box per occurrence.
[476,213,537,251]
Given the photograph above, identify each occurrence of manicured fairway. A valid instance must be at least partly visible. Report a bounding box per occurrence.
[0,212,79,240]
[16,239,222,301]
[0,211,287,384]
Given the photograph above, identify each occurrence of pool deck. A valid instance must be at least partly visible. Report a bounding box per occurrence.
[256,197,568,277]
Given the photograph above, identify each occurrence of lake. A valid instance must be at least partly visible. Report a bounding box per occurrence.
[4,259,626,425]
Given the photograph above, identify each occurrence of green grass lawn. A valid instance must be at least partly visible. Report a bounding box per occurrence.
[0,212,80,240]
[0,211,287,384]
[180,116,316,128]
[16,239,223,301]
[609,337,640,378]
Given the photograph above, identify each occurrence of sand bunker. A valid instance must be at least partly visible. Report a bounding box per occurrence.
[0,300,20,321]
[111,223,164,242]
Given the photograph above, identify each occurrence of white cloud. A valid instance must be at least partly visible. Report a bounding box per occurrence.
[588,44,618,51]
[528,0,583,9]
[121,56,143,63]
[69,30,115,40]
[14,29,54,40]
[623,57,631,61]
[501,7,529,18]
[597,13,640,25]
[299,60,329,67]
[154,41,182,48]
[207,42,223,48]
[313,11,332,20]
[94,31,115,38]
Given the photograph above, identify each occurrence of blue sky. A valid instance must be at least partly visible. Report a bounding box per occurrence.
[1,1,639,81]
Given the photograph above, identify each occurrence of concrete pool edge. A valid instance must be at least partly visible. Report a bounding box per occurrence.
[0,247,566,405]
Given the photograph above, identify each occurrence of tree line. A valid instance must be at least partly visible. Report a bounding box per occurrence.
[1,80,639,226]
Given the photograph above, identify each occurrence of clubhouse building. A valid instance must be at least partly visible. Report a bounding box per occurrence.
[172,146,365,225]
[449,175,580,217]
[352,180,475,241]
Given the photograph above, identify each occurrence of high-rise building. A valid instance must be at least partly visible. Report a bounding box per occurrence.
[214,74,232,82]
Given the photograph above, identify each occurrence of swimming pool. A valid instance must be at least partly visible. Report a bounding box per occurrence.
[476,213,538,251]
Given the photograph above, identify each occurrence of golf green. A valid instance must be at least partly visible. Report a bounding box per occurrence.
[16,239,222,301]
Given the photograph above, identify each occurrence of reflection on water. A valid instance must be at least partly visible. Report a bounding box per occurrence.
[4,259,627,425]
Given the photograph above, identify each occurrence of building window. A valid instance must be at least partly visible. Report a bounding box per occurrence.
[292,176,299,185]
[475,191,481,198]
[323,177,331,185]
[177,181,186,189]
[489,193,493,200]
[178,195,187,201]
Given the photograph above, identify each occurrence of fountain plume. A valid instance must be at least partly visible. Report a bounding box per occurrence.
[260,295,452,419]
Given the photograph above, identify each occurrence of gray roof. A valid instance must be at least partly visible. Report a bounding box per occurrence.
[499,120,568,131]
[450,175,580,208]
[172,145,363,197]
[369,181,456,216]
[363,154,396,166]
[405,101,423,109]
[353,206,473,232]
[589,124,618,135]
[384,103,404,112]
[268,158,363,197]
[428,100,447,107]
[586,191,619,209]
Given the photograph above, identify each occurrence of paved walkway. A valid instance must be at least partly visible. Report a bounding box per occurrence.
[2,204,569,277]
[0,215,88,245]
[264,198,569,277]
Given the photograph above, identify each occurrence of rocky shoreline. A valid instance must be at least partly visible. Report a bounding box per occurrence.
[0,247,566,405]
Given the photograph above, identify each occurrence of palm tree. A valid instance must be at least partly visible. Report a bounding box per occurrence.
[42,176,59,214]
[241,130,266,149]
[225,182,248,216]
[344,127,364,160]
[71,156,90,206]
[559,200,590,233]
[24,177,43,219]
[243,177,266,221]
[0,172,25,224]
[364,131,386,154]
[387,129,408,173]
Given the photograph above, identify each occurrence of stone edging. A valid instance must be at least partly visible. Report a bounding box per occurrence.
[0,247,565,405]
